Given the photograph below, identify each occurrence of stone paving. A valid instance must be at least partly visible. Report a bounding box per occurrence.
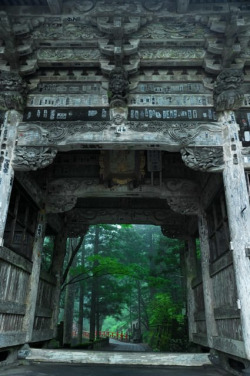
[108,338,148,352]
[0,363,229,376]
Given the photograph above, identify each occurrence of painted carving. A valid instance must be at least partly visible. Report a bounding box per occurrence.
[38,48,101,61]
[167,197,200,216]
[139,48,205,60]
[213,69,244,111]
[46,195,77,213]
[181,147,224,172]
[133,19,211,39]
[0,71,27,111]
[13,147,57,171]
[100,150,145,186]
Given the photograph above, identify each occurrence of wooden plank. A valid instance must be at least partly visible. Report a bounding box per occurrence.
[31,329,54,343]
[0,246,32,273]
[0,332,27,348]
[213,336,246,359]
[0,300,26,315]
[35,307,53,318]
[192,333,208,347]
[209,251,233,277]
[214,306,241,320]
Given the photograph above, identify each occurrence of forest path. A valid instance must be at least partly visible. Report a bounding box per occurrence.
[108,338,148,352]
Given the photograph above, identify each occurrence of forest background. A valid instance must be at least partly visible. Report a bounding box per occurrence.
[42,224,193,352]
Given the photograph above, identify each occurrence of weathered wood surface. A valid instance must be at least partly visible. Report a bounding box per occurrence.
[222,112,250,360]
[0,111,22,246]
[185,238,197,342]
[22,211,47,342]
[198,212,218,347]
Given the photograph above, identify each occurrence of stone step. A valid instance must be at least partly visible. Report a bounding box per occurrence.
[27,348,211,367]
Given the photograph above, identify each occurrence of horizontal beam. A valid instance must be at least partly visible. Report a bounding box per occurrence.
[0,300,26,315]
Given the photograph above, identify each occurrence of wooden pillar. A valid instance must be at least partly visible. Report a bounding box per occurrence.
[22,210,46,342]
[51,232,67,337]
[0,110,22,246]
[198,211,218,348]
[185,238,197,342]
[222,112,250,360]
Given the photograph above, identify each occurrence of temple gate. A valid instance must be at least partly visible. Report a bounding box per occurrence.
[0,0,250,374]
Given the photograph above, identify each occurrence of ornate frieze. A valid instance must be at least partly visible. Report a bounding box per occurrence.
[16,120,224,150]
[213,69,244,112]
[128,94,213,107]
[139,47,205,60]
[13,147,57,171]
[37,48,101,62]
[133,19,211,39]
[180,147,224,172]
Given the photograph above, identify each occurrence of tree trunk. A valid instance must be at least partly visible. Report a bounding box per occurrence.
[78,241,85,344]
[89,225,100,341]
[63,238,78,346]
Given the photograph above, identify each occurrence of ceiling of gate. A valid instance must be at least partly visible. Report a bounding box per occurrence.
[25,149,200,238]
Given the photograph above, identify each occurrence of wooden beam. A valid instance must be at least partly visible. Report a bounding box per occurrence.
[47,0,62,14]
[177,0,190,13]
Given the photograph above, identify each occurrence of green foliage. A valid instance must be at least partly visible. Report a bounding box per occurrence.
[42,236,54,271]
[61,224,190,351]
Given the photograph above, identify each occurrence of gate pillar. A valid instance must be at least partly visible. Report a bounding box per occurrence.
[198,212,218,348]
[222,111,250,360]
[0,110,22,246]
[22,210,47,342]
[185,238,198,342]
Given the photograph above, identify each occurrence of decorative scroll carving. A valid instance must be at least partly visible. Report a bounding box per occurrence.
[167,197,200,216]
[213,69,244,111]
[46,195,77,213]
[66,208,173,225]
[180,147,224,172]
[13,147,57,171]
[0,71,27,111]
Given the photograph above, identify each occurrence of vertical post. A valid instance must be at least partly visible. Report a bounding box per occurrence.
[51,231,67,337]
[0,110,22,246]
[22,210,46,342]
[198,211,218,348]
[222,112,250,360]
[185,238,197,342]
